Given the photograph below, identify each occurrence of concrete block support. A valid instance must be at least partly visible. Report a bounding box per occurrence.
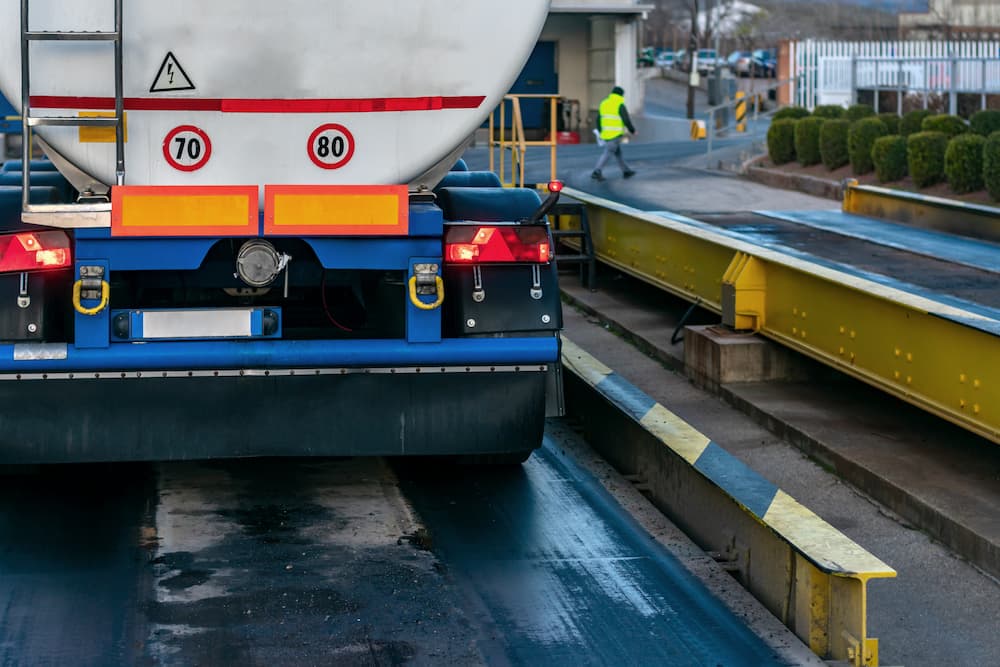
[684,324,809,391]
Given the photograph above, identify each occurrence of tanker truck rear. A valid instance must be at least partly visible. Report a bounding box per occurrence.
[0,0,563,463]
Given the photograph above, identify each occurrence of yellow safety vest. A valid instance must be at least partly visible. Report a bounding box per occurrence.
[599,93,625,141]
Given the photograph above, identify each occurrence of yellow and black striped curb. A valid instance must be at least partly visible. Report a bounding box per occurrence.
[560,335,895,665]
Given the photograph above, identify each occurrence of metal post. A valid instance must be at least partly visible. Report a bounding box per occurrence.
[114,0,124,186]
[898,59,904,116]
[499,100,506,186]
[549,96,557,184]
[873,60,880,113]
[488,109,495,175]
[20,0,30,210]
[982,60,987,112]
[922,59,928,110]
[851,53,858,109]
[706,109,713,168]
[949,54,958,116]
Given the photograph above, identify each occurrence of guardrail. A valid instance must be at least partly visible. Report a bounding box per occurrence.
[562,336,895,666]
[843,181,1000,244]
[702,77,793,166]
[556,186,999,445]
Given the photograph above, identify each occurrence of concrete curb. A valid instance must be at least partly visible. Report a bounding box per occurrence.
[560,335,895,665]
[743,163,844,201]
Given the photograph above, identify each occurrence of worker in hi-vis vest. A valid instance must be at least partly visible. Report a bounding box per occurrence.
[592,86,637,181]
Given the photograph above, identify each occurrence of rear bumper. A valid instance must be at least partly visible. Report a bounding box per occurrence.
[0,366,549,463]
[1,336,558,374]
[0,336,558,463]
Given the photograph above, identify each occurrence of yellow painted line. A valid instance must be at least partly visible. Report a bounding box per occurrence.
[639,403,710,465]
[560,186,1000,445]
[763,490,894,577]
[560,336,613,386]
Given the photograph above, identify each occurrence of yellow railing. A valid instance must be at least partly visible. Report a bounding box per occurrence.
[488,94,559,188]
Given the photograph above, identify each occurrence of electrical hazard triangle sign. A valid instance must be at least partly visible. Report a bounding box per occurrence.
[149,52,195,93]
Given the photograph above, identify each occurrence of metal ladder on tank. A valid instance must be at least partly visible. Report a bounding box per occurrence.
[19,0,124,212]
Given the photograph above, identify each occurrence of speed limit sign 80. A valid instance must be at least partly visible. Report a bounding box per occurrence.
[307,123,355,169]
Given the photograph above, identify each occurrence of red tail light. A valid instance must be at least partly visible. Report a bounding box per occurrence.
[445,225,551,264]
[0,231,72,273]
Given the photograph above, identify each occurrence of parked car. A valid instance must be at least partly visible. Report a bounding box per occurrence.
[673,49,689,72]
[655,50,675,69]
[727,50,753,77]
[638,47,656,68]
[695,48,719,75]
[751,49,777,78]
[727,49,775,78]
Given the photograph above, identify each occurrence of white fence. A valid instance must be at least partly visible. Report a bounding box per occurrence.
[790,40,1000,112]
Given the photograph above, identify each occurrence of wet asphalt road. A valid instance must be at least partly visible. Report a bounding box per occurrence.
[0,464,151,666]
[0,425,790,666]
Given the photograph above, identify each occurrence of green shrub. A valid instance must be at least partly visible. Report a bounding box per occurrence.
[848,117,888,174]
[871,135,908,183]
[845,104,876,122]
[970,110,1000,137]
[907,131,948,188]
[767,118,797,165]
[921,114,969,138]
[900,109,934,137]
[984,131,1000,201]
[819,119,850,170]
[794,117,825,166]
[773,106,810,121]
[812,105,844,119]
[877,113,900,135]
[944,133,986,193]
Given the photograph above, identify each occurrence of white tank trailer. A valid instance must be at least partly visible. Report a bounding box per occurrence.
[0,1,563,464]
[0,0,549,193]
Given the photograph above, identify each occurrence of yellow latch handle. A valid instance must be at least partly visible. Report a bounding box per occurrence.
[408,275,444,311]
[72,279,110,316]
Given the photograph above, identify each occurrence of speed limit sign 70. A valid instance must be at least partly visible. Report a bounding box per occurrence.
[308,123,355,169]
[163,125,212,172]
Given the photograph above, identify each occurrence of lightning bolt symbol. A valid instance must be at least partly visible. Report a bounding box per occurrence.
[167,63,174,85]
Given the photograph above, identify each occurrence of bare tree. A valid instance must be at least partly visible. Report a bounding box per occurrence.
[682,0,701,118]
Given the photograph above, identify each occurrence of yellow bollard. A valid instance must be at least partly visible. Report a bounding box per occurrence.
[690,120,706,140]
[735,91,746,133]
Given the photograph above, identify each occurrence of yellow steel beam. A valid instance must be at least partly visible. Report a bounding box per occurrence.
[558,187,1000,445]
[563,337,895,666]
[843,182,1000,243]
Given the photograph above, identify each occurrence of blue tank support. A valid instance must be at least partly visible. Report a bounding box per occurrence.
[0,171,73,202]
[0,185,59,229]
[0,159,59,172]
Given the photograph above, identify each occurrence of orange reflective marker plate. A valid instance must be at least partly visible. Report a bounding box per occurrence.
[264,185,408,236]
[111,186,258,237]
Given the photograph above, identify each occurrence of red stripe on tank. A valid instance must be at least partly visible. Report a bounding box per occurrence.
[29,95,486,113]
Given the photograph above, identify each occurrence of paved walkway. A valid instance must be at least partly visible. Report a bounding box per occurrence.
[463,107,834,215]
